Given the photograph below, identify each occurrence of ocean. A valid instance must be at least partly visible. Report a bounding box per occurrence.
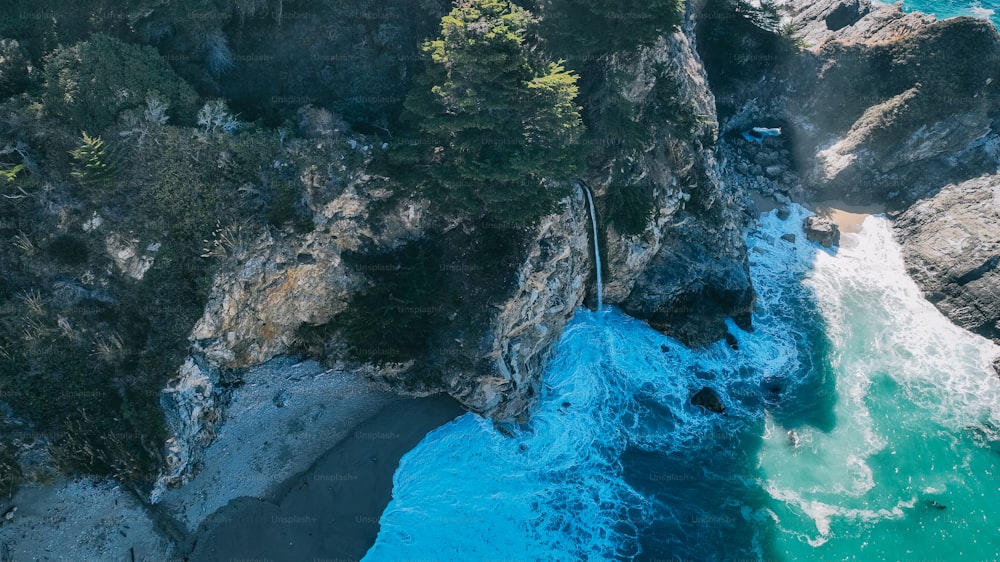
[891,0,1000,27]
[362,204,1000,561]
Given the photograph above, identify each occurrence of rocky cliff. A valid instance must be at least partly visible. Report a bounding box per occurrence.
[696,0,1000,350]
[706,0,1000,209]
[596,2,755,346]
[894,174,1000,342]
[153,0,758,491]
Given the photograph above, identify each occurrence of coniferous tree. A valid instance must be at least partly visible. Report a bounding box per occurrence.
[397,0,584,221]
[69,132,118,186]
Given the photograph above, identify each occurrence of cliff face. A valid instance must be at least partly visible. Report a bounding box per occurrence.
[894,174,1000,342]
[708,0,1000,208]
[155,1,757,490]
[598,3,755,346]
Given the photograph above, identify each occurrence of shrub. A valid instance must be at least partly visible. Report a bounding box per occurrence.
[0,39,30,100]
[69,132,119,187]
[604,179,655,236]
[42,34,198,132]
[46,234,89,265]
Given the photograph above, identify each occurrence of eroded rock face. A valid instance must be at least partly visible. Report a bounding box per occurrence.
[458,195,591,420]
[714,0,1000,208]
[804,216,841,247]
[894,174,1000,342]
[601,3,755,347]
[692,386,725,414]
[155,358,219,499]
[190,183,427,369]
[622,218,754,347]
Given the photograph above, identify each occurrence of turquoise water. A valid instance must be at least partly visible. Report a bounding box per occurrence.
[886,0,1000,27]
[364,206,1000,560]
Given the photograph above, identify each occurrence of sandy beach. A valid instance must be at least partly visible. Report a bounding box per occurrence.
[0,358,464,562]
[811,199,886,233]
[753,193,885,233]
[187,394,465,561]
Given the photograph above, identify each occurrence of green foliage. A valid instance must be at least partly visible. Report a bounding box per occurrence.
[605,179,655,236]
[340,240,451,368]
[537,0,684,58]
[0,163,24,182]
[46,234,89,265]
[0,39,31,99]
[69,132,118,186]
[396,0,584,222]
[42,34,198,132]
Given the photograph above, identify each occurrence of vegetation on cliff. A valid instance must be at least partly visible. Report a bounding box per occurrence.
[0,0,705,495]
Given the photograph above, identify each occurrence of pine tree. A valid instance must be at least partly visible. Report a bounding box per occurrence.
[69,132,118,186]
[397,0,584,222]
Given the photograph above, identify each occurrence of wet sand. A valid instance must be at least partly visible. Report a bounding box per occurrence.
[752,193,885,233]
[811,199,886,233]
[188,394,466,561]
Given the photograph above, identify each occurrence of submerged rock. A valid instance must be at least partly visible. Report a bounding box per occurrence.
[804,216,840,248]
[691,386,726,414]
[780,233,796,243]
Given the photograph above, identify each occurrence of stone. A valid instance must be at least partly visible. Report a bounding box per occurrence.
[781,233,796,243]
[776,207,791,220]
[894,174,1000,341]
[765,165,785,177]
[825,0,866,31]
[691,387,725,414]
[803,216,840,247]
[724,332,739,350]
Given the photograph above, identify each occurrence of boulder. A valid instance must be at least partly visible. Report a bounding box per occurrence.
[894,174,1000,341]
[691,387,725,414]
[780,233,796,243]
[765,165,785,177]
[803,216,840,247]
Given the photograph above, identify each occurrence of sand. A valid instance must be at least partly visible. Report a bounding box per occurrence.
[0,358,459,562]
[752,193,885,234]
[187,394,465,561]
[157,357,397,533]
[1,478,176,561]
[811,199,886,234]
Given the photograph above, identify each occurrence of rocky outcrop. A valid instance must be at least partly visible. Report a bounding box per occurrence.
[152,0,758,489]
[691,386,725,414]
[459,195,590,420]
[190,180,428,369]
[803,216,840,247]
[156,358,219,498]
[621,218,754,346]
[600,3,756,346]
[711,0,1000,208]
[893,174,1000,342]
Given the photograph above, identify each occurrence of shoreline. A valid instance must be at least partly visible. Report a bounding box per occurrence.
[157,357,399,533]
[187,394,465,561]
[752,192,886,232]
[0,358,464,562]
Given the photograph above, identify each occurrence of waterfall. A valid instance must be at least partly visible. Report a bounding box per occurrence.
[577,181,603,312]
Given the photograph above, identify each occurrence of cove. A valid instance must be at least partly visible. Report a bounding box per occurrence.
[362,205,1000,561]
